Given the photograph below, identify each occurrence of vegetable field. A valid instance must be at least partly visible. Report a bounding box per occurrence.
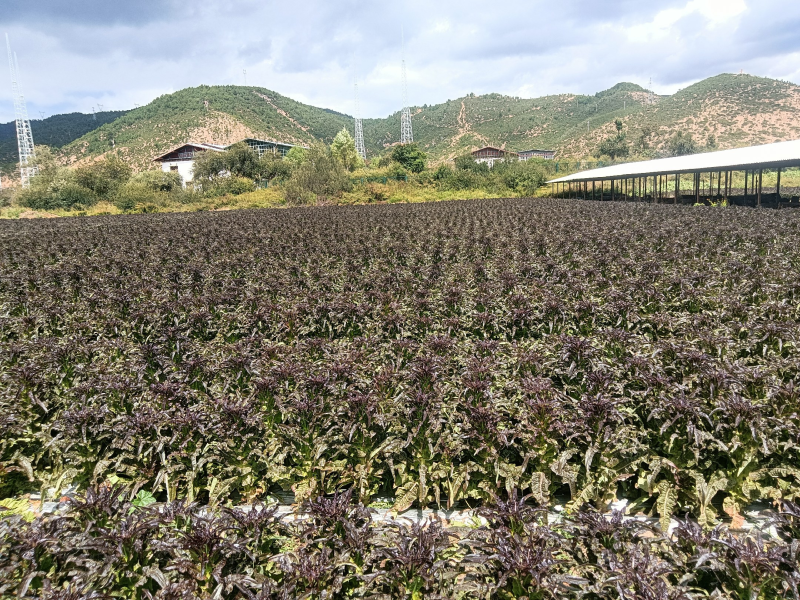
[1,199,800,598]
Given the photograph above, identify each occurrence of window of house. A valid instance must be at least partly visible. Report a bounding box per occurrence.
[170,166,179,172]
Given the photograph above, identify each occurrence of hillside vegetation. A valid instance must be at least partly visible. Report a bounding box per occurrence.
[0,73,787,173]
[0,110,127,175]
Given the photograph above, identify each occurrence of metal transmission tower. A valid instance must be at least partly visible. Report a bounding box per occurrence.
[353,81,366,162]
[400,30,413,144]
[6,34,37,187]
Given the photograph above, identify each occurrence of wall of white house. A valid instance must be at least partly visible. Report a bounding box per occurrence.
[475,157,505,168]
[160,160,195,184]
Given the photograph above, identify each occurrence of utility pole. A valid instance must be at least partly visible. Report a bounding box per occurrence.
[400,28,413,144]
[6,34,37,188]
[354,80,367,162]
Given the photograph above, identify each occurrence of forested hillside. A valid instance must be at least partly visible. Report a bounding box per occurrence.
[58,86,354,170]
[4,73,798,175]
[0,110,127,174]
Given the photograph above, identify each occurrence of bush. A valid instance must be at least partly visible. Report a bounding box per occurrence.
[19,173,96,210]
[113,181,163,212]
[455,154,490,174]
[132,170,184,193]
[597,133,630,160]
[495,161,547,195]
[391,143,427,173]
[74,154,132,198]
[284,144,352,204]
[217,176,256,196]
[386,163,408,180]
[433,164,453,181]
[668,131,699,156]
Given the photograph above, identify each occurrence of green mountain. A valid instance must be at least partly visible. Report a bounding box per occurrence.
[0,111,128,173]
[4,73,799,175]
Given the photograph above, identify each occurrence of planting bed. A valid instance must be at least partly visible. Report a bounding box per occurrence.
[1,199,799,597]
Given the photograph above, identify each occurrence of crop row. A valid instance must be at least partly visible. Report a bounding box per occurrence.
[1,488,799,599]
[1,199,799,531]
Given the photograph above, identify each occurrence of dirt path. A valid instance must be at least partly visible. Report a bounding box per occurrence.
[444,101,490,160]
[253,92,311,133]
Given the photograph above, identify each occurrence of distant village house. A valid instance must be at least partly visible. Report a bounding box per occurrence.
[472,146,555,168]
[518,149,556,161]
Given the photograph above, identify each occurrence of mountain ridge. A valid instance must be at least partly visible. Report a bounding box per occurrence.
[3,73,799,174]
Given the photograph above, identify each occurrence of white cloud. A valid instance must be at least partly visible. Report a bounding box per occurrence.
[0,0,797,124]
[626,0,747,43]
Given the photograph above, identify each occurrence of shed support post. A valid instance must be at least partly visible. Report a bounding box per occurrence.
[777,168,782,197]
[745,171,749,204]
[695,173,700,204]
[592,180,595,200]
[758,169,763,207]
[675,174,679,204]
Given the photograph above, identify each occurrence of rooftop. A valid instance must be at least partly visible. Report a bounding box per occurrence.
[548,139,800,183]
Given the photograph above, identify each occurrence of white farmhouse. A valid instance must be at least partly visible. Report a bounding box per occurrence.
[153,138,302,184]
[153,143,226,183]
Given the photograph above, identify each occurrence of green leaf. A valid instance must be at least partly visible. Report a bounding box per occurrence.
[655,481,677,532]
[132,490,156,509]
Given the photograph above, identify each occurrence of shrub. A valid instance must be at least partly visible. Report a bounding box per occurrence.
[454,154,490,174]
[597,133,630,160]
[284,144,352,204]
[132,170,184,193]
[391,143,427,173]
[19,172,96,210]
[74,154,133,198]
[113,181,162,211]
[668,131,699,156]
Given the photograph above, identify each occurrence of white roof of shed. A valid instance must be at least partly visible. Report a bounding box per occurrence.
[548,139,800,183]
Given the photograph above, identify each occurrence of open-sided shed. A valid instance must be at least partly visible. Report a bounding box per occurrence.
[547,139,800,207]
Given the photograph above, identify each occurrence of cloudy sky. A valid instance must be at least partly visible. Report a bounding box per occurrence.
[2,0,799,122]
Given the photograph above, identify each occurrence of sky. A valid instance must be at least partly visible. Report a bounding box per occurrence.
[1,0,800,123]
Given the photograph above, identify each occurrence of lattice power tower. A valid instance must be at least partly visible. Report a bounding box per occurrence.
[354,81,367,162]
[6,34,37,187]
[400,32,413,144]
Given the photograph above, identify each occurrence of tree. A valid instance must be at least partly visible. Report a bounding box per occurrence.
[191,149,229,184]
[454,154,490,174]
[75,154,132,198]
[330,128,363,172]
[284,143,352,204]
[667,131,698,157]
[615,119,624,132]
[192,143,288,191]
[636,125,655,152]
[284,146,307,167]
[18,147,97,210]
[225,142,266,180]
[391,143,427,173]
[597,133,630,160]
